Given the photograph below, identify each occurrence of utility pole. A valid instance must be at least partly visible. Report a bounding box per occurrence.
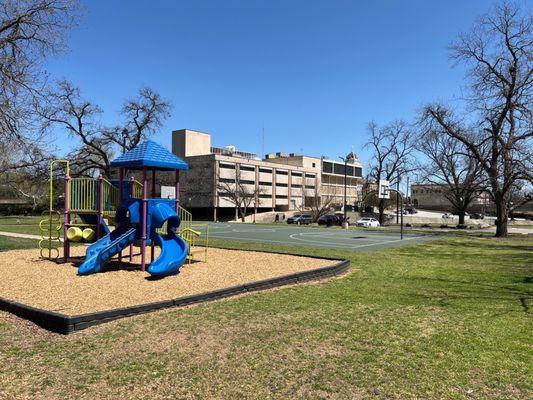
[396,173,400,224]
[339,152,355,228]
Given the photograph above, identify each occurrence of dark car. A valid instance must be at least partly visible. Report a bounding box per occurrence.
[287,214,313,225]
[404,205,418,214]
[317,214,342,226]
[470,212,484,219]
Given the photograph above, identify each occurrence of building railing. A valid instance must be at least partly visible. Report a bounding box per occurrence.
[211,146,257,159]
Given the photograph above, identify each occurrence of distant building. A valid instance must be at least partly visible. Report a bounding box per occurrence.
[411,183,491,212]
[172,129,364,220]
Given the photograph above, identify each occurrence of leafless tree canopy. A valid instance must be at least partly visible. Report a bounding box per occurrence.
[295,183,338,222]
[103,87,171,153]
[416,127,485,224]
[37,81,171,177]
[216,170,265,222]
[364,120,415,223]
[422,2,532,236]
[0,0,78,173]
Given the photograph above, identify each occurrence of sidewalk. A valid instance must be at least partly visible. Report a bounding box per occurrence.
[0,231,44,240]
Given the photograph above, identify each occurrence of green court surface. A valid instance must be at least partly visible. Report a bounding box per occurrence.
[201,223,436,251]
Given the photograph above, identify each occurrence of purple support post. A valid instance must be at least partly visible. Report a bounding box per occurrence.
[97,175,103,239]
[141,167,148,271]
[175,170,180,212]
[150,169,156,263]
[129,176,134,262]
[64,175,70,262]
[118,168,124,265]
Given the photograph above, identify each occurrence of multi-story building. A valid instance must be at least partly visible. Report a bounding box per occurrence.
[172,129,364,220]
[411,184,491,212]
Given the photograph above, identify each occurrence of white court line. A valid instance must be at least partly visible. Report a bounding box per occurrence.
[288,233,399,247]
[293,231,407,241]
[208,232,425,249]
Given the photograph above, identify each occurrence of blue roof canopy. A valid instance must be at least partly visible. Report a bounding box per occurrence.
[110,140,189,171]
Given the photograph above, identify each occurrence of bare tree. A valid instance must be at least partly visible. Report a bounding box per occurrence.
[416,128,485,225]
[295,183,338,222]
[364,120,415,224]
[422,2,532,237]
[37,80,113,176]
[103,87,171,153]
[38,81,171,177]
[0,0,79,173]
[217,170,265,222]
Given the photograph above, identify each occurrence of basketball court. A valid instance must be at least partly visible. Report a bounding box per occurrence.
[198,223,435,251]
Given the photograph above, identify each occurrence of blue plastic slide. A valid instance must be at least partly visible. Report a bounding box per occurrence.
[147,232,188,276]
[78,226,136,275]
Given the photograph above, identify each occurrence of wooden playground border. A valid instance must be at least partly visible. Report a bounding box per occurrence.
[0,256,349,334]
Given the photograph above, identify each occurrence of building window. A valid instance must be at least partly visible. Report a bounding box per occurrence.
[240,165,255,172]
[305,185,315,189]
[291,171,302,177]
[292,184,302,188]
[333,163,344,175]
[322,162,333,174]
[354,167,362,177]
[259,194,272,198]
[240,179,255,185]
[219,163,235,170]
[312,163,316,168]
[306,173,316,178]
[219,178,235,183]
[276,182,288,187]
[346,165,354,176]
[259,181,272,186]
[277,195,288,199]
[259,167,272,173]
[276,170,288,176]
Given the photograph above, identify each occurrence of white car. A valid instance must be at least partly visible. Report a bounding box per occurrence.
[356,217,380,227]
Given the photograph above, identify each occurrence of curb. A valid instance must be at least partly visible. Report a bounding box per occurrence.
[0,258,349,334]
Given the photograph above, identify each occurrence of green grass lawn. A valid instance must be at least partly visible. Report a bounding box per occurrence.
[0,235,40,251]
[0,215,42,236]
[0,235,531,399]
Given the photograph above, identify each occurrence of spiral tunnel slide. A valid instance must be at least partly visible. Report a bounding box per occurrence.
[146,201,188,276]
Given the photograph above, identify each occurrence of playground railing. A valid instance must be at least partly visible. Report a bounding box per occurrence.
[132,180,143,199]
[69,178,97,212]
[69,177,120,214]
[101,178,120,216]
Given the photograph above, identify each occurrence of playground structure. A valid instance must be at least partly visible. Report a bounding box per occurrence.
[40,141,209,276]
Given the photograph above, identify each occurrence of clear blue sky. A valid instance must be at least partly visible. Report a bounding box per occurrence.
[45,0,522,169]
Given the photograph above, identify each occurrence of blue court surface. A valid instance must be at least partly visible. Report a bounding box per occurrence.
[198,223,436,251]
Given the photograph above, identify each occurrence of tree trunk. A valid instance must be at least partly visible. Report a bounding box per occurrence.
[458,211,465,225]
[378,199,385,225]
[494,193,508,237]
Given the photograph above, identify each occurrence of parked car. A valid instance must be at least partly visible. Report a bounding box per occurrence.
[442,212,454,219]
[470,213,484,219]
[287,214,312,225]
[317,214,342,226]
[404,205,418,214]
[356,217,380,227]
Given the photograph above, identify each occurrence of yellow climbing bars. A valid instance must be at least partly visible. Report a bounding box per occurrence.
[39,160,69,260]
[39,210,62,259]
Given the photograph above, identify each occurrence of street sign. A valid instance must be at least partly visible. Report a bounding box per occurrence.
[378,180,390,199]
